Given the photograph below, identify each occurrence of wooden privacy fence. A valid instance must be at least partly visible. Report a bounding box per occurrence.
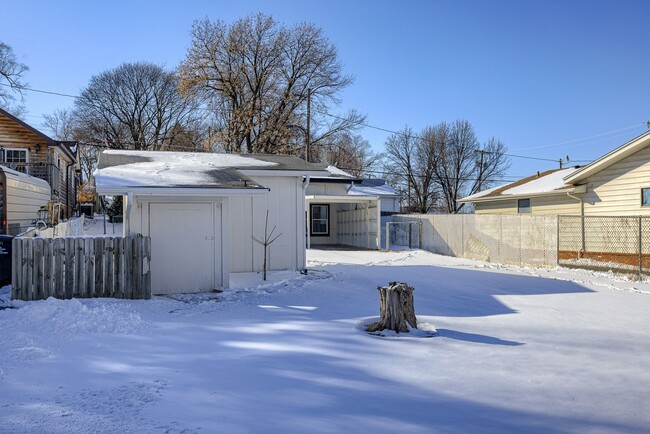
[11,235,151,301]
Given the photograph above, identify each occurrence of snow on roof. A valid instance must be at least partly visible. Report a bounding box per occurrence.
[348,181,398,197]
[95,150,326,189]
[325,165,354,178]
[458,185,502,202]
[503,167,578,195]
[459,167,581,203]
[95,151,274,188]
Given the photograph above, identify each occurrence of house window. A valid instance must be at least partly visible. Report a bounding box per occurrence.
[310,204,329,236]
[4,149,28,173]
[518,198,531,213]
[642,188,650,206]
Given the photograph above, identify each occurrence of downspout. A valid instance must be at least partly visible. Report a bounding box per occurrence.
[303,176,311,271]
[125,192,133,237]
[566,191,585,257]
[66,161,74,218]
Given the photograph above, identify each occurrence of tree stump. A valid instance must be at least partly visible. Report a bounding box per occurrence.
[366,282,417,333]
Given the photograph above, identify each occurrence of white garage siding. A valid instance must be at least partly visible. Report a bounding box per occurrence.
[230,175,304,273]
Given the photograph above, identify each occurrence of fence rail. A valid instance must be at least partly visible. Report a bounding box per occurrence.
[11,235,151,301]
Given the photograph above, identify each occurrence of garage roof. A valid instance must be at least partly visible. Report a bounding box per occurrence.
[95,150,328,192]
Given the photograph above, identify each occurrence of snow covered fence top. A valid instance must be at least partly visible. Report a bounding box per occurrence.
[94,150,328,193]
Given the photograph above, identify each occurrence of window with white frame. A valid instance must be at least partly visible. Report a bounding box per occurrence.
[310,204,329,236]
[4,149,28,173]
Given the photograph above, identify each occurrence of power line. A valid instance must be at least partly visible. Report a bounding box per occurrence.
[4,81,646,165]
[317,108,646,164]
[513,123,646,152]
[0,82,79,99]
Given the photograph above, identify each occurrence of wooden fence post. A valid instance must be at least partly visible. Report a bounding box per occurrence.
[54,238,65,299]
[114,237,124,298]
[85,238,95,297]
[24,238,34,301]
[44,239,54,299]
[64,237,75,299]
[124,236,133,299]
[34,238,45,300]
[94,238,104,297]
[74,238,85,298]
[131,234,144,299]
[11,238,21,300]
[104,238,119,297]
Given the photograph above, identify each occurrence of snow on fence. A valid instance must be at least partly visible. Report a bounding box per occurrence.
[22,215,86,239]
[11,235,151,301]
[390,214,558,268]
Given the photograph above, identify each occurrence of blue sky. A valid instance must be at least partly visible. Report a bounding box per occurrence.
[2,0,649,180]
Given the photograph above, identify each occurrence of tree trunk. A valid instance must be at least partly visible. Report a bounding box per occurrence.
[367,282,417,333]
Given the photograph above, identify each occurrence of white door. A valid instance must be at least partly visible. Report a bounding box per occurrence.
[149,203,221,294]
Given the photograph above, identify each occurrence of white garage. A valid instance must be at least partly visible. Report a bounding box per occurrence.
[94,150,327,295]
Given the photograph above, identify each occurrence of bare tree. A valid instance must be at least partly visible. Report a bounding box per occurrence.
[383,127,439,213]
[74,62,205,152]
[429,120,509,213]
[0,41,28,115]
[43,108,99,183]
[43,108,75,140]
[179,13,364,155]
[382,121,508,214]
[317,132,381,177]
[251,210,282,281]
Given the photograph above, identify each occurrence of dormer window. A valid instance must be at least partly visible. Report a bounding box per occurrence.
[4,149,28,173]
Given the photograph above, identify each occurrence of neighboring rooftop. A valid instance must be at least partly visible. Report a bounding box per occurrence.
[348,179,399,197]
[459,166,581,202]
[325,165,355,178]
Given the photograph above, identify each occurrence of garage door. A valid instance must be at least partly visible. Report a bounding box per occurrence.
[149,203,221,294]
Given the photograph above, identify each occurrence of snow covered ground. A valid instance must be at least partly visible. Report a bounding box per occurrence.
[1,248,649,433]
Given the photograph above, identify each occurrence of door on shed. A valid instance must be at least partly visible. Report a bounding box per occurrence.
[149,203,221,294]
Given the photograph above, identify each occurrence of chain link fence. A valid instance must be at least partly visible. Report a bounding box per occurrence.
[558,215,650,275]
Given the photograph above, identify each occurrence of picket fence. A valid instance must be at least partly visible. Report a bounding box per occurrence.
[11,235,151,301]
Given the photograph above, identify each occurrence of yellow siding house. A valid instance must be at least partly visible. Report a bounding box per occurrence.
[459,130,650,217]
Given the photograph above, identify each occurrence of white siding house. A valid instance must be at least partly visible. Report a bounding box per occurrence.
[305,166,399,249]
[94,150,327,294]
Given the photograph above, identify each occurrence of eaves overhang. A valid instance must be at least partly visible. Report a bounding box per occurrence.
[564,130,650,184]
[457,185,586,203]
[95,186,269,197]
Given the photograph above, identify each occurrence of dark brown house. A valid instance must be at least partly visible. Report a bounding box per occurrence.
[0,108,79,220]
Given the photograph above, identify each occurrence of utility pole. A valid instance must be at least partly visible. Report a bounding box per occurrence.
[476,149,486,192]
[305,88,311,162]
